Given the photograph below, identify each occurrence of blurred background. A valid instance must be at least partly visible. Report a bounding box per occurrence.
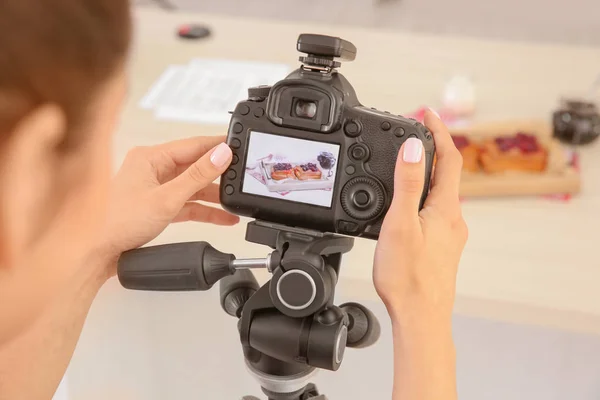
[58,1,600,399]
[137,0,600,46]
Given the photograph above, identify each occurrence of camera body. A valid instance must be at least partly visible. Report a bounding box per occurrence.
[220,34,435,240]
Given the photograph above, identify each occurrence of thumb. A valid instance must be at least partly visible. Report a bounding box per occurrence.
[387,137,426,229]
[160,142,232,205]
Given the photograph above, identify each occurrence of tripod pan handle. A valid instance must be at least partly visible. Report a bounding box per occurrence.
[118,242,235,291]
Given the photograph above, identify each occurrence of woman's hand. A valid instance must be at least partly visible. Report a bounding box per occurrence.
[98,136,239,278]
[375,109,465,400]
[374,109,468,325]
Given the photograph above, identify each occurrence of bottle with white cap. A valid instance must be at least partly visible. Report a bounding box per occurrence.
[442,75,476,117]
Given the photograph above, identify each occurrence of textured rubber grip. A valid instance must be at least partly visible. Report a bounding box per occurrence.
[220,269,260,317]
[340,302,380,349]
[117,242,235,291]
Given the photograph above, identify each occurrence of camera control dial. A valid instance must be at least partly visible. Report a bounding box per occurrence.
[341,177,385,221]
[248,85,272,100]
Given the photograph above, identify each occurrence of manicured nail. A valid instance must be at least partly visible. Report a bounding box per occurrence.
[428,107,441,119]
[403,137,423,163]
[210,143,232,167]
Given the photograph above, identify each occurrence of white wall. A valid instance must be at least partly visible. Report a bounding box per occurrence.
[66,279,600,400]
[137,0,600,46]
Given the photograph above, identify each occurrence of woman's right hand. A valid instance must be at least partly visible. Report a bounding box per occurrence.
[374,109,468,325]
[95,136,239,280]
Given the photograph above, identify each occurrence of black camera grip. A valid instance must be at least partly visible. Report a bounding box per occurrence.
[117,242,235,291]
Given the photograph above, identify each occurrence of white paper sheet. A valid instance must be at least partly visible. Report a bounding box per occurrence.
[139,59,290,125]
[138,65,186,110]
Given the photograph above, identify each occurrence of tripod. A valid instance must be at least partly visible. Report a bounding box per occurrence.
[118,221,380,400]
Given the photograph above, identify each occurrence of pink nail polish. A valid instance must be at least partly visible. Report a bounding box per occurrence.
[428,107,441,119]
[403,137,423,163]
[210,143,232,167]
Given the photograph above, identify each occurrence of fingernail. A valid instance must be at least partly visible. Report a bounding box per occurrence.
[403,137,423,163]
[210,143,232,167]
[428,107,441,119]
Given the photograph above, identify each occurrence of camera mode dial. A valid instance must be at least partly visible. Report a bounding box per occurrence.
[341,177,385,221]
[248,85,272,100]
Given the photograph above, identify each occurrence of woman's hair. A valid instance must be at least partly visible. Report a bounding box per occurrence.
[0,0,131,148]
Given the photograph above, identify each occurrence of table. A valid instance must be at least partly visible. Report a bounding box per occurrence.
[115,8,600,335]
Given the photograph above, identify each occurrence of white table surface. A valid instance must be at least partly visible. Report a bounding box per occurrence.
[111,8,600,336]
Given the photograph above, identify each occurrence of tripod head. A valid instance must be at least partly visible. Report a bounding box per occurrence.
[118,221,380,399]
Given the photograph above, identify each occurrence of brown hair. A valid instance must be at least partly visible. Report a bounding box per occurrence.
[0,0,132,148]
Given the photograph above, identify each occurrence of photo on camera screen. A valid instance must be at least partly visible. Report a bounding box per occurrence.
[242,131,340,207]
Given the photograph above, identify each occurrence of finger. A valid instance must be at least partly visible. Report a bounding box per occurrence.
[172,202,240,225]
[430,165,437,189]
[149,136,226,183]
[156,136,226,164]
[385,137,426,231]
[423,109,463,212]
[189,183,221,203]
[160,142,232,209]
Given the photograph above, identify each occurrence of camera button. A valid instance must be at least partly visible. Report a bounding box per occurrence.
[337,220,359,233]
[353,190,371,208]
[224,185,235,195]
[349,144,369,161]
[230,138,242,149]
[233,122,244,134]
[253,108,265,117]
[345,165,356,175]
[381,121,391,131]
[394,127,406,137]
[344,120,362,137]
[226,169,237,180]
[231,154,239,165]
[239,105,250,115]
[415,122,430,136]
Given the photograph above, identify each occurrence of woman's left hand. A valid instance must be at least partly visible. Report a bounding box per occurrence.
[97,136,240,278]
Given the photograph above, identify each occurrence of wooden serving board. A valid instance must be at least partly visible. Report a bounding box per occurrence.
[448,120,581,198]
[259,161,335,193]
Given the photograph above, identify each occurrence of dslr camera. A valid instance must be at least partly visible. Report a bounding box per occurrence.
[220,34,435,239]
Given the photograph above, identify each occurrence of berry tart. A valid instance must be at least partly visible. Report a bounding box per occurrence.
[451,135,480,172]
[294,163,322,180]
[270,163,295,180]
[480,132,547,173]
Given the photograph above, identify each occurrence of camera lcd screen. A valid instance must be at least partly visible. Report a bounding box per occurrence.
[242,131,340,207]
